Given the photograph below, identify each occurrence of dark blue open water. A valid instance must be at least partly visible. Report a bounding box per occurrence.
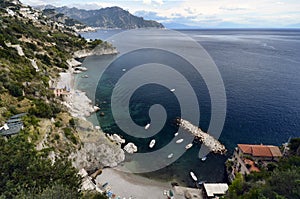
[79,29,300,186]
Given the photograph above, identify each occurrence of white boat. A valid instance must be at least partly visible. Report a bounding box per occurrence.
[81,75,88,78]
[170,88,175,92]
[190,171,198,181]
[75,66,88,71]
[167,153,173,158]
[176,138,184,144]
[145,123,150,130]
[122,68,126,72]
[174,132,179,137]
[201,156,207,161]
[185,143,193,149]
[149,139,156,148]
[73,70,82,74]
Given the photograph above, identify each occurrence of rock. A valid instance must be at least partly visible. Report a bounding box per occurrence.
[93,106,100,112]
[100,112,105,117]
[95,126,101,130]
[71,118,125,172]
[124,142,138,154]
[73,47,118,59]
[107,133,125,144]
[67,58,82,68]
[71,142,125,171]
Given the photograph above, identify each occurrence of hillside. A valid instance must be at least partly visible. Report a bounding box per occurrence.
[51,6,164,29]
[0,0,108,197]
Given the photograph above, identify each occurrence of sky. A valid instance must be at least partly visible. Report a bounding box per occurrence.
[20,0,300,28]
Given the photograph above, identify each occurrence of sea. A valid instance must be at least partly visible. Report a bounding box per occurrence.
[76,29,300,186]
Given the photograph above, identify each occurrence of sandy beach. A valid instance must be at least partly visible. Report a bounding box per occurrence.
[96,168,172,199]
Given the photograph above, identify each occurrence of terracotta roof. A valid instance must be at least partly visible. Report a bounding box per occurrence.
[243,159,260,172]
[238,144,282,158]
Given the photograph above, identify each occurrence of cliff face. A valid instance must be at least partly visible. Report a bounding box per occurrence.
[73,45,118,58]
[71,119,125,171]
[53,6,164,29]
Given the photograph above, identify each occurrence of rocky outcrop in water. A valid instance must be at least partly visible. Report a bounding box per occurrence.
[178,119,227,155]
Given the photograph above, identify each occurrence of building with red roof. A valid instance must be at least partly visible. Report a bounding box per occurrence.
[227,144,282,181]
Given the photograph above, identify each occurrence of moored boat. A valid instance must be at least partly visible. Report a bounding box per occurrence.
[201,156,207,161]
[174,132,179,136]
[149,139,156,148]
[185,143,193,149]
[176,138,184,144]
[190,171,198,181]
[145,123,150,130]
[170,88,175,92]
[167,153,174,158]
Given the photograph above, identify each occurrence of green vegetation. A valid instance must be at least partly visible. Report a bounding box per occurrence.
[0,2,110,198]
[225,138,300,199]
[0,135,81,199]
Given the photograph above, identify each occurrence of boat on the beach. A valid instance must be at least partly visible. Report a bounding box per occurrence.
[149,139,156,148]
[174,132,179,136]
[170,88,175,92]
[201,156,207,161]
[73,70,82,74]
[190,171,198,181]
[168,190,174,198]
[176,138,184,144]
[185,143,193,149]
[167,153,174,158]
[75,66,88,71]
[145,123,150,130]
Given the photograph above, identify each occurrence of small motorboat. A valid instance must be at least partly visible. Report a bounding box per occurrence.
[201,156,207,161]
[167,153,174,158]
[174,132,179,137]
[81,74,88,78]
[185,143,193,149]
[122,68,126,72]
[145,123,150,130]
[170,88,175,92]
[190,171,198,181]
[73,70,82,74]
[149,139,156,148]
[176,138,184,144]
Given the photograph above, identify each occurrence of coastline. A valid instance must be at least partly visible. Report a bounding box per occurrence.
[57,53,173,197]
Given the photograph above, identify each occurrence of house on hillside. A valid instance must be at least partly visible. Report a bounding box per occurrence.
[227,144,282,181]
[0,113,26,136]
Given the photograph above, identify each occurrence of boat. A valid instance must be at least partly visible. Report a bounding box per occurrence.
[145,123,150,130]
[122,68,126,72]
[201,156,207,161]
[170,88,175,92]
[73,70,82,74]
[167,153,173,158]
[190,171,198,181]
[81,75,88,78]
[185,143,193,149]
[74,66,88,71]
[168,190,174,198]
[176,138,184,144]
[174,132,179,137]
[149,139,156,148]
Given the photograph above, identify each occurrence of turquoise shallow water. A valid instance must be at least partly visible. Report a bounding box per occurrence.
[77,29,300,186]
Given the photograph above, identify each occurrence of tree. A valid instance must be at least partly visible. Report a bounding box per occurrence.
[0,136,81,199]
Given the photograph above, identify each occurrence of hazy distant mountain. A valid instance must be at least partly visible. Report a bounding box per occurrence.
[163,22,201,29]
[50,6,164,29]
